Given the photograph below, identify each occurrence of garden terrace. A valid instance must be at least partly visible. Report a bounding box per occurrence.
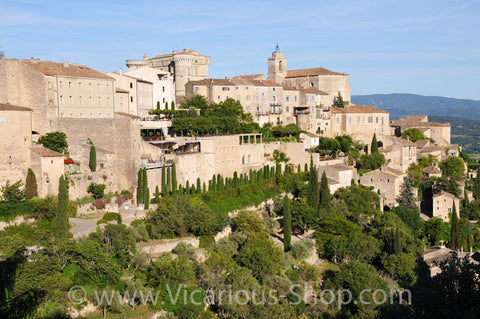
[150,140,201,154]
[238,133,263,144]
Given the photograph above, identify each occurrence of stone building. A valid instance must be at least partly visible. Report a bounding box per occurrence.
[383,136,417,173]
[433,192,460,221]
[390,115,451,147]
[126,49,210,97]
[318,162,358,194]
[29,146,64,198]
[359,166,405,207]
[105,71,154,117]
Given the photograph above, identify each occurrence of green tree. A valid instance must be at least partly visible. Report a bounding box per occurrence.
[307,156,319,210]
[55,175,69,239]
[87,182,105,199]
[319,171,331,211]
[161,165,167,196]
[397,177,418,210]
[144,187,150,210]
[171,101,175,110]
[137,168,143,204]
[401,128,427,142]
[156,101,160,110]
[25,168,38,199]
[334,92,344,108]
[142,168,148,205]
[89,145,96,172]
[424,218,449,246]
[37,131,68,154]
[0,180,26,203]
[167,166,171,195]
[451,202,459,250]
[196,178,201,194]
[371,133,378,154]
[172,163,177,195]
[154,185,160,204]
[165,101,169,110]
[475,167,480,200]
[283,196,292,252]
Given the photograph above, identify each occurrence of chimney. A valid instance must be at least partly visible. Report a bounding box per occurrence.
[143,53,149,60]
[62,61,69,68]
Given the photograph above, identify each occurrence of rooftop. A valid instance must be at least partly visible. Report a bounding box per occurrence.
[30,147,63,157]
[286,67,347,78]
[22,59,113,80]
[330,105,389,114]
[0,103,32,112]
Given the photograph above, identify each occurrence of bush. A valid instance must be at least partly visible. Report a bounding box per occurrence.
[0,200,35,222]
[38,131,68,154]
[97,212,122,225]
[87,183,106,199]
[1,180,26,203]
[92,199,106,209]
[291,239,314,259]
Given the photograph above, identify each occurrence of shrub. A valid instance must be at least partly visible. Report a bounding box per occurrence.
[87,183,106,199]
[38,131,68,154]
[93,199,106,209]
[97,212,121,225]
[1,180,26,203]
[291,239,314,259]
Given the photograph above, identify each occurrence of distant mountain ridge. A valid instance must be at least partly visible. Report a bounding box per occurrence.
[351,93,480,120]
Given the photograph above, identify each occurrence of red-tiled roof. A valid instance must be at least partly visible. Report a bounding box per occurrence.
[232,74,265,80]
[286,67,347,78]
[331,105,388,114]
[22,60,113,79]
[284,86,329,95]
[30,147,63,157]
[0,103,32,111]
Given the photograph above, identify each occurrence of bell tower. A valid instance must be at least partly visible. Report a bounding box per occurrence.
[267,44,287,85]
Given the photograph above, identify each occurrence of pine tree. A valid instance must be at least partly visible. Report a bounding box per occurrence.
[196,178,201,194]
[25,168,38,199]
[55,175,69,239]
[142,168,148,206]
[334,92,344,108]
[172,163,177,195]
[154,185,160,204]
[166,166,171,195]
[397,177,418,210]
[371,133,378,154]
[144,187,150,209]
[161,165,166,196]
[89,145,96,172]
[137,169,143,204]
[283,195,292,252]
[307,156,319,210]
[319,171,331,211]
[451,202,459,250]
[171,101,175,110]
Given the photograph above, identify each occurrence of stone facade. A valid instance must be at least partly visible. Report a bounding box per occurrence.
[433,192,460,222]
[383,136,417,173]
[359,166,405,207]
[391,115,451,146]
[318,162,358,194]
[29,147,64,198]
[126,49,210,97]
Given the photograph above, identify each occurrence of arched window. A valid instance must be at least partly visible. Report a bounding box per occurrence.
[242,156,245,165]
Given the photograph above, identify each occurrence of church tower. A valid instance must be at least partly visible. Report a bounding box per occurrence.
[267,45,287,85]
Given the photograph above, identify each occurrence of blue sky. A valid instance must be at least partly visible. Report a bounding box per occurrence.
[1,0,479,99]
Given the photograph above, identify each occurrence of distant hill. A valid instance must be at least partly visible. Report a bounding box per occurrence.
[351,93,480,120]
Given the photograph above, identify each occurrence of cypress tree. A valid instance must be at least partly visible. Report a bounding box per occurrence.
[172,163,177,195]
[319,171,331,211]
[251,170,256,184]
[89,145,96,172]
[165,101,169,110]
[217,174,222,189]
[212,175,217,191]
[156,101,160,110]
[307,156,319,210]
[276,161,281,176]
[208,180,212,191]
[154,185,160,203]
[297,164,301,173]
[25,168,38,199]
[190,185,195,195]
[257,170,262,182]
[451,202,459,250]
[463,188,470,218]
[55,175,69,239]
[171,101,175,111]
[283,195,292,252]
[304,163,308,173]
[475,167,480,200]
[263,165,268,180]
[161,165,166,196]
[166,166,171,195]
[233,171,239,187]
[142,168,148,205]
[185,180,190,195]
[144,187,150,209]
[371,133,378,154]
[137,168,143,204]
[196,178,201,194]
[394,227,401,254]
[203,182,206,193]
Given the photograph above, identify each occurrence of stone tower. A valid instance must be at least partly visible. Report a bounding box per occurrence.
[267,45,287,85]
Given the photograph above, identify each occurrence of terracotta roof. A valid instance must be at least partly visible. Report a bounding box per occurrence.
[189,79,235,86]
[327,177,341,185]
[301,132,320,138]
[433,191,456,199]
[232,74,265,80]
[422,165,442,174]
[0,103,32,111]
[189,78,282,87]
[389,136,416,147]
[22,60,113,79]
[330,105,389,114]
[421,146,443,153]
[286,67,347,78]
[363,166,403,178]
[391,116,449,128]
[415,139,430,149]
[30,147,63,157]
[283,86,329,95]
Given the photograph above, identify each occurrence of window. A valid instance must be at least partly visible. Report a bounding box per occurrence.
[130,96,133,102]
[89,97,92,105]
[163,98,165,103]
[217,95,221,100]
[79,96,82,105]
[246,86,249,90]
[68,82,71,88]
[237,95,241,101]
[89,83,91,89]
[272,96,276,102]
[308,95,314,101]
[106,84,109,90]
[286,106,289,113]
[79,82,82,89]
[59,81,62,88]
[368,116,373,123]
[235,86,239,90]
[337,117,340,124]
[310,82,314,87]
[349,117,351,123]
[376,117,379,123]
[246,95,251,100]
[285,96,290,102]
[163,86,165,92]
[59,95,63,104]
[358,116,360,123]
[294,96,298,102]
[194,87,200,92]
[130,82,133,89]
[98,97,101,104]
[272,87,275,92]
[222,87,230,91]
[49,99,53,107]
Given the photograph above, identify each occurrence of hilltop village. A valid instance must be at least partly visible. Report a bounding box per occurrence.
[0,48,469,218]
[1,49,480,318]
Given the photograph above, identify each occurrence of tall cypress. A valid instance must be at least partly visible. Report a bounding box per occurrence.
[154,185,160,203]
[166,166,171,194]
[451,202,459,250]
[161,165,166,196]
[196,178,201,194]
[165,101,169,110]
[171,101,175,111]
[142,168,148,206]
[319,171,331,211]
[144,187,150,209]
[463,188,470,218]
[156,101,160,110]
[304,163,308,173]
[475,168,480,200]
[25,168,38,199]
[137,168,143,204]
[203,182,207,193]
[283,195,292,252]
[212,175,217,191]
[276,161,281,177]
[371,133,378,154]
[307,156,319,211]
[185,180,190,195]
[55,175,69,239]
[233,171,239,187]
[89,145,96,172]
[172,163,177,195]
[297,164,301,173]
